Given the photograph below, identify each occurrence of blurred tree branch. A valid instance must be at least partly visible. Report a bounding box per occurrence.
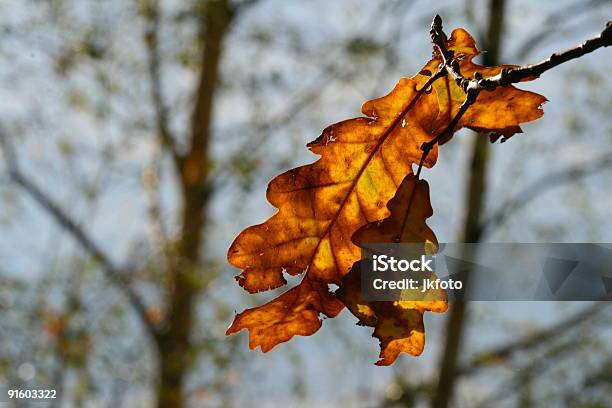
[142,0,182,168]
[480,151,612,238]
[458,302,608,377]
[141,0,174,256]
[514,0,612,60]
[473,336,583,408]
[383,302,609,407]
[154,1,235,406]
[0,126,156,340]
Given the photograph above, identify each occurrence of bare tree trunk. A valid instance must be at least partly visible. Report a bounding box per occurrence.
[155,1,234,407]
[431,1,505,407]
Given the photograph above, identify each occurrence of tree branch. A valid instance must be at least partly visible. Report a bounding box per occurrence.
[415,15,611,178]
[154,2,234,405]
[480,151,612,238]
[0,127,157,339]
[458,302,608,377]
[513,0,610,60]
[142,0,182,168]
[178,0,234,261]
[473,336,584,408]
[430,15,612,94]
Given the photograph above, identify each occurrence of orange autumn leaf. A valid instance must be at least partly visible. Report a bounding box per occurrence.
[423,28,547,144]
[226,74,440,351]
[337,175,447,365]
[226,26,546,358]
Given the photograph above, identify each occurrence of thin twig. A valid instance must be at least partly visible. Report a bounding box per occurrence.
[482,21,612,87]
[414,16,481,179]
[431,14,612,95]
[409,14,612,243]
[419,88,479,163]
[414,15,612,178]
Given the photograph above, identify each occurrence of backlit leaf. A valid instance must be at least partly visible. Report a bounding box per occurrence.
[226,26,546,361]
[337,175,447,365]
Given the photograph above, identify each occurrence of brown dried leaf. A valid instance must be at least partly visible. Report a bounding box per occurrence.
[227,77,440,350]
[424,28,547,144]
[226,26,545,359]
[337,175,447,365]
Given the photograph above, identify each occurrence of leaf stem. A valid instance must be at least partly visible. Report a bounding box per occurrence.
[414,15,612,179]
[410,16,611,247]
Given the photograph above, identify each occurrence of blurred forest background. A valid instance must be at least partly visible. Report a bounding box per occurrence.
[0,0,611,407]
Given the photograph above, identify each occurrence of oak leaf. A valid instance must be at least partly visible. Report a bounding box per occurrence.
[337,175,447,365]
[226,27,546,360]
[226,75,440,351]
[424,28,547,144]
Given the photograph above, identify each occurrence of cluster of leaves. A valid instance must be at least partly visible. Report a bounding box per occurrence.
[226,25,546,365]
